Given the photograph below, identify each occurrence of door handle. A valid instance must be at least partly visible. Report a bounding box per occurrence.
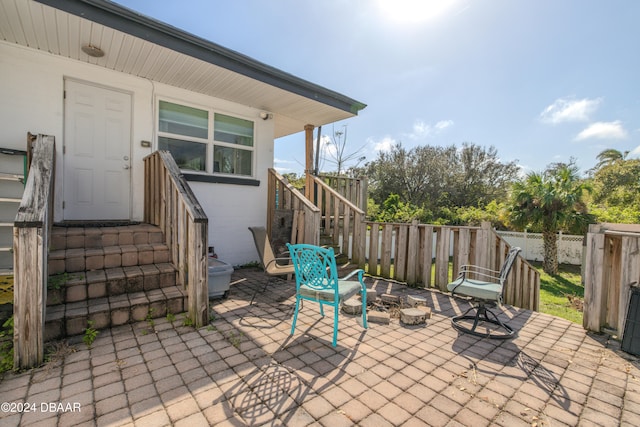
[123,165,130,170]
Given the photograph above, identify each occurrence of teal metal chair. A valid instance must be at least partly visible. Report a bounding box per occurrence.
[286,243,368,347]
[447,247,521,339]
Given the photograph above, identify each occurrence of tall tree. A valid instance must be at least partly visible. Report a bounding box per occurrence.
[509,162,593,274]
[361,142,518,211]
[591,156,640,209]
[450,143,520,207]
[594,148,628,170]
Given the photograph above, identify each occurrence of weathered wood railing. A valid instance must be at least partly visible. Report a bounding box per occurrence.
[13,134,55,368]
[144,151,208,327]
[313,175,366,263]
[584,223,640,337]
[317,174,368,214]
[363,220,540,311]
[267,168,320,245]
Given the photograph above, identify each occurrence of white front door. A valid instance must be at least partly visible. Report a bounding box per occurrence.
[63,80,132,220]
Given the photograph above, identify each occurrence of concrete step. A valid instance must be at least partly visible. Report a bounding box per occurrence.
[46,262,178,305]
[44,284,188,341]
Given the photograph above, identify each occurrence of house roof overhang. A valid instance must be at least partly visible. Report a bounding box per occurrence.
[1,0,366,138]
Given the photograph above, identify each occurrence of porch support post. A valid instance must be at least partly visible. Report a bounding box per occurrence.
[304,124,315,202]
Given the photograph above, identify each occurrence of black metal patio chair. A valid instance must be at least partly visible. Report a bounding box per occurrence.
[447,247,521,339]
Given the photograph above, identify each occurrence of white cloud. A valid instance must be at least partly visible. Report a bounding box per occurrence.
[627,144,640,158]
[408,119,454,139]
[575,121,628,141]
[371,136,396,152]
[435,120,454,130]
[319,135,335,158]
[540,97,602,124]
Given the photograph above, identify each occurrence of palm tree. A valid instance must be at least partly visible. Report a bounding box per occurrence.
[509,163,593,274]
[595,148,628,170]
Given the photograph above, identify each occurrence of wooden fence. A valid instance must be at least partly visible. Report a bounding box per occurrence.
[359,221,540,311]
[267,174,540,311]
[144,151,208,327]
[584,223,640,338]
[267,168,320,246]
[13,134,55,368]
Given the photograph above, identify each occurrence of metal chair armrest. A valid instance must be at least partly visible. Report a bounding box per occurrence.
[265,257,292,268]
[458,265,500,282]
[340,269,365,282]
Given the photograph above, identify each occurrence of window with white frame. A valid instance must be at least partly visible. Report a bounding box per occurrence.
[158,100,254,177]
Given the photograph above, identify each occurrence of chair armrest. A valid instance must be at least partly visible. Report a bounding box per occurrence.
[458,265,500,282]
[340,269,365,282]
[265,257,292,268]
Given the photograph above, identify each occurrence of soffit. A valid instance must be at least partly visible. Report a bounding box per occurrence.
[0,0,365,138]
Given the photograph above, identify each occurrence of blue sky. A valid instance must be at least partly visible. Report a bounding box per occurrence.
[115,0,639,176]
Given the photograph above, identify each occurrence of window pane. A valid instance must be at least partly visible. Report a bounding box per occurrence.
[214,113,253,147]
[159,101,208,139]
[159,137,206,171]
[214,146,252,176]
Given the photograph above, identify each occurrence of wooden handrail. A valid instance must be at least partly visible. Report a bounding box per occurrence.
[267,168,320,246]
[144,151,208,327]
[312,176,365,215]
[316,174,368,213]
[13,134,55,369]
[311,175,367,266]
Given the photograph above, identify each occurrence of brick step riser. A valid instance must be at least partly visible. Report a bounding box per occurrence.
[50,225,164,251]
[45,286,188,341]
[47,263,178,306]
[48,243,171,275]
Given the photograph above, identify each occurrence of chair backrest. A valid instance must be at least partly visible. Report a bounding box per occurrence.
[248,226,276,270]
[498,246,522,286]
[286,243,338,292]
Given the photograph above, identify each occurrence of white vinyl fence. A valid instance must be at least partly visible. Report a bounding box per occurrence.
[496,230,584,265]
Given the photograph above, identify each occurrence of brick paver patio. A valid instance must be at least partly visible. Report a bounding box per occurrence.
[1,268,639,426]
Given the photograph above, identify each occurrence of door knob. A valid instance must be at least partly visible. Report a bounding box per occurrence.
[123,165,130,170]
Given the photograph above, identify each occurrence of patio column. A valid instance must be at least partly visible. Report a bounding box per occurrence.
[304,124,315,202]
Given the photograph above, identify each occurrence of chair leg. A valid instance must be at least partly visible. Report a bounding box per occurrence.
[249,277,272,306]
[332,307,338,347]
[361,288,368,329]
[291,297,300,336]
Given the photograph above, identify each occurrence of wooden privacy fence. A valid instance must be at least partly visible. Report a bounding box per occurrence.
[13,134,55,369]
[584,223,640,338]
[267,168,320,246]
[358,221,540,311]
[144,151,208,327]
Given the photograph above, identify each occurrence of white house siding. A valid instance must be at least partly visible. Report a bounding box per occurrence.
[0,41,275,266]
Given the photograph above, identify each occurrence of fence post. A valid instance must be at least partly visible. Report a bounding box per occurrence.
[583,224,606,331]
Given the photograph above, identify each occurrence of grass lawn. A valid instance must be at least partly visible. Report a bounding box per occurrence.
[532,262,584,324]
